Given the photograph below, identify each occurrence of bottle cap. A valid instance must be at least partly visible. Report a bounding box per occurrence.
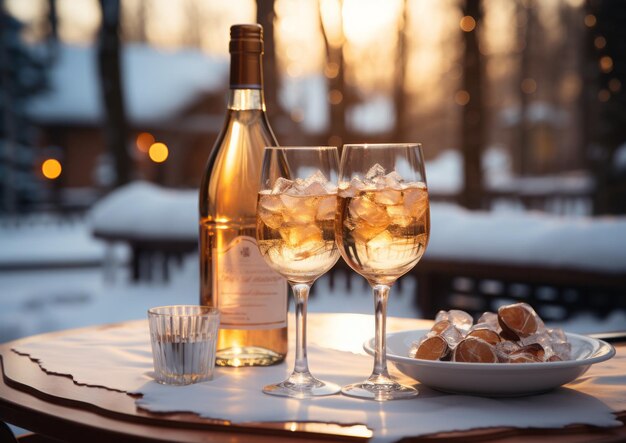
[230,24,263,54]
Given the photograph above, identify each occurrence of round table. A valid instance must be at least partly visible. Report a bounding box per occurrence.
[0,313,624,442]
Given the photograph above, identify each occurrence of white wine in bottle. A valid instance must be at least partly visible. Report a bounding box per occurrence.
[199,24,287,367]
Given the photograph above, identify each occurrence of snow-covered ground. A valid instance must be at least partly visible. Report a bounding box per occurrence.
[1,217,624,346]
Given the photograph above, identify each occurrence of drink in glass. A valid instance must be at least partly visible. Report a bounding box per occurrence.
[256,147,341,398]
[335,143,430,400]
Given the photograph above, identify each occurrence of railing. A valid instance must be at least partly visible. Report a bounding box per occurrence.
[329,258,626,322]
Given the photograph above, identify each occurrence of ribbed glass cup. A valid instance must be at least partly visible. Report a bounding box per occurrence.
[148,305,220,385]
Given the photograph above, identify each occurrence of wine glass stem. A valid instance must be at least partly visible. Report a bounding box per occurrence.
[372,284,391,380]
[291,283,311,375]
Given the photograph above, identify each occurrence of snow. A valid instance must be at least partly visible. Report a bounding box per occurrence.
[0,215,107,267]
[0,216,624,349]
[26,44,228,125]
[424,150,463,194]
[89,180,626,272]
[500,101,567,126]
[425,147,592,197]
[428,203,626,272]
[347,94,395,134]
[90,181,197,239]
[280,75,328,133]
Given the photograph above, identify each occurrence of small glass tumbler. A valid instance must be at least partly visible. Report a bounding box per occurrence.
[148,305,220,385]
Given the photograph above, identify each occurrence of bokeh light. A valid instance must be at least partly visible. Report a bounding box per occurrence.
[328,89,343,105]
[42,159,62,180]
[521,78,537,94]
[136,132,155,153]
[598,89,610,102]
[600,56,614,73]
[584,14,597,28]
[460,16,476,32]
[455,90,470,106]
[149,142,169,163]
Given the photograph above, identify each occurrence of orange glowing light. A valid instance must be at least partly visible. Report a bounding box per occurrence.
[584,14,596,27]
[136,132,155,153]
[324,62,340,79]
[455,90,470,106]
[600,56,613,73]
[328,89,343,105]
[148,142,169,163]
[460,16,476,32]
[42,159,62,180]
[594,36,606,49]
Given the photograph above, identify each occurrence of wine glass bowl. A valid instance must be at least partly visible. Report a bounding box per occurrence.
[256,146,341,398]
[335,143,430,401]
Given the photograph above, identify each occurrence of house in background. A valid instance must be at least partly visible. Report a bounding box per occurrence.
[26,43,229,206]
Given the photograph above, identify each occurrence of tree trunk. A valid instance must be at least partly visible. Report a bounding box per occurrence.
[516,0,534,176]
[97,0,131,188]
[393,0,409,140]
[460,0,485,210]
[256,1,281,123]
[319,0,346,146]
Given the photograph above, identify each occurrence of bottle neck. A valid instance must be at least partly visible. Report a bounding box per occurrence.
[229,50,263,90]
[227,89,265,111]
[228,49,265,111]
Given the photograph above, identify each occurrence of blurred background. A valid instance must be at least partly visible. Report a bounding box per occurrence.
[1,0,625,344]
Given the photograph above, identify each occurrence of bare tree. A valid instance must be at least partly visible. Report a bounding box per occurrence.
[256,0,280,122]
[98,0,132,187]
[460,0,485,210]
[319,0,346,144]
[393,0,409,140]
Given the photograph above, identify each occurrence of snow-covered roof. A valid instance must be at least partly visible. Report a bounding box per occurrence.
[26,44,228,125]
[89,180,626,273]
[90,181,196,240]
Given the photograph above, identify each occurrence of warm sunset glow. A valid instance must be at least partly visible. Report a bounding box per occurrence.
[455,90,470,106]
[56,0,101,44]
[275,0,326,78]
[404,0,459,110]
[600,56,614,73]
[148,142,169,163]
[42,159,62,180]
[340,0,403,94]
[342,0,402,45]
[460,15,476,32]
[136,132,155,153]
[319,0,344,48]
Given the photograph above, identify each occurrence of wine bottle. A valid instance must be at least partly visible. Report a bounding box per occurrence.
[199,24,287,367]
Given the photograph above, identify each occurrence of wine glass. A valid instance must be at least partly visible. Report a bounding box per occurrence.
[256,146,341,398]
[335,143,430,401]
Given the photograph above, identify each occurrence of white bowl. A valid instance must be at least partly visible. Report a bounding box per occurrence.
[364,329,615,397]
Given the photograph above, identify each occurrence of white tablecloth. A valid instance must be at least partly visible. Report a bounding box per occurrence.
[13,320,625,442]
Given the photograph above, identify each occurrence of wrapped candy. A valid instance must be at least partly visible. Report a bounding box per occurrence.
[411,303,571,364]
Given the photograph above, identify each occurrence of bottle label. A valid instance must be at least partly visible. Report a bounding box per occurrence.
[213,235,287,330]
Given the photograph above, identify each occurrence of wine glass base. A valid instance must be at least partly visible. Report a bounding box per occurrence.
[341,381,418,401]
[263,380,341,399]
